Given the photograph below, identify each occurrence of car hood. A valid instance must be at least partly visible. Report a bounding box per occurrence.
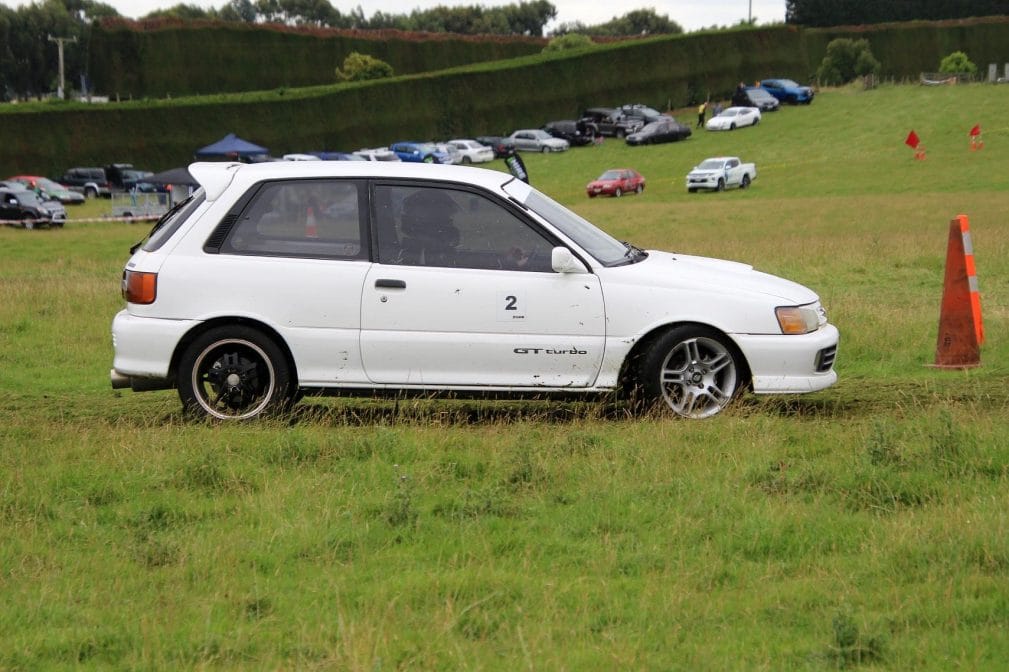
[620,251,818,304]
[587,180,616,188]
[688,167,723,176]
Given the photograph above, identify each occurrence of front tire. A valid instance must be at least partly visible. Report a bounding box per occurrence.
[177,326,292,420]
[614,188,622,198]
[716,179,725,192]
[635,325,743,419]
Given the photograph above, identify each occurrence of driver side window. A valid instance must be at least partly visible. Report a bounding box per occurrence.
[374,185,554,272]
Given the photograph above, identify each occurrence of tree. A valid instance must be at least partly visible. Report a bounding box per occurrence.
[816,38,880,85]
[543,33,593,52]
[939,51,977,76]
[550,9,682,37]
[335,52,393,82]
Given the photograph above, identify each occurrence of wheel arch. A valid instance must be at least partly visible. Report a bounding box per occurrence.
[617,321,753,393]
[169,316,299,386]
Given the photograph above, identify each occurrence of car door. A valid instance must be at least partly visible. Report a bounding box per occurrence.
[361,182,605,387]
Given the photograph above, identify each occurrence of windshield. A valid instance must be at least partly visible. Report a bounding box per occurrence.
[598,170,621,180]
[697,160,725,170]
[780,79,799,87]
[504,182,638,266]
[16,191,43,206]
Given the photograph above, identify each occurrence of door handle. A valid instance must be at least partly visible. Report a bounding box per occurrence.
[375,278,406,289]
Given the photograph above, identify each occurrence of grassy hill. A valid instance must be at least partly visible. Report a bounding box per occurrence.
[1,82,1007,669]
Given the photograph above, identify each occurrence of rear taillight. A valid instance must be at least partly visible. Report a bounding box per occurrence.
[122,270,157,304]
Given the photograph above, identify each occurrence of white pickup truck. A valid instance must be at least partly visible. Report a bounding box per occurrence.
[686,156,756,192]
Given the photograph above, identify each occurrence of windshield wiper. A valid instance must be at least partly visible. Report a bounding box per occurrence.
[622,241,648,262]
[128,196,192,255]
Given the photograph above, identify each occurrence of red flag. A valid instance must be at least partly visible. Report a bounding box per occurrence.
[905,130,920,149]
[969,124,981,137]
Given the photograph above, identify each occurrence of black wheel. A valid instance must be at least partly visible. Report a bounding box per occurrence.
[635,325,744,419]
[177,326,293,420]
[541,146,549,153]
[635,184,643,195]
[614,187,622,198]
[741,174,751,189]
[84,186,97,198]
[462,156,472,164]
[729,122,736,130]
[716,179,725,192]
[23,215,35,230]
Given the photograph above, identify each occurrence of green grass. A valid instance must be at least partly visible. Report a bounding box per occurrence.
[2,82,1008,670]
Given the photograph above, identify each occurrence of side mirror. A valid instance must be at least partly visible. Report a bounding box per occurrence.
[551,247,588,274]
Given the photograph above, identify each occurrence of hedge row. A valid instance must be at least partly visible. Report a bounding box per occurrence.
[89,19,547,98]
[2,18,1006,177]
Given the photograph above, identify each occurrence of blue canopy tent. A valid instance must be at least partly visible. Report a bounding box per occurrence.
[194,133,269,161]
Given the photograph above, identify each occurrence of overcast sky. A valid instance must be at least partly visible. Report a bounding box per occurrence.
[0,1,787,32]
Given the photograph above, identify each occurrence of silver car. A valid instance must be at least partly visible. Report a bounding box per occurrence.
[508,129,570,153]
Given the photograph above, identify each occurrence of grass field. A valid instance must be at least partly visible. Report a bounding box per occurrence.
[2,82,1008,670]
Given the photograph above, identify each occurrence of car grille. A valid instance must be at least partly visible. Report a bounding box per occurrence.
[814,345,837,372]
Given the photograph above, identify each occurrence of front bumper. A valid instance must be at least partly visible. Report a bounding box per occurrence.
[733,324,839,393]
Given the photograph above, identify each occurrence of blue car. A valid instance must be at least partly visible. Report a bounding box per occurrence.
[389,141,451,164]
[760,78,814,105]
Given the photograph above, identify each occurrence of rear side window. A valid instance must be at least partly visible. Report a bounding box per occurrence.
[221,179,367,260]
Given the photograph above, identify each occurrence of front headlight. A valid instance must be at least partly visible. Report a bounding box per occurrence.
[775,302,825,335]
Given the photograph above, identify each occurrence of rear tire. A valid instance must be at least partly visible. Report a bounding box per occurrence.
[741,174,751,189]
[177,325,293,420]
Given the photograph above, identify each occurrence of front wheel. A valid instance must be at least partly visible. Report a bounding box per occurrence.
[541,146,549,153]
[716,179,725,192]
[614,188,622,198]
[635,325,743,419]
[177,326,293,420]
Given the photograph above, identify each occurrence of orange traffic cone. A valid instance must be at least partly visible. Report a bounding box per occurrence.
[305,206,318,238]
[933,215,983,368]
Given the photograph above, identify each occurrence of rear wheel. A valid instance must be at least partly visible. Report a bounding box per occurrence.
[635,184,643,194]
[741,174,751,189]
[177,325,293,420]
[635,325,743,419]
[541,146,549,153]
[462,156,472,164]
[84,186,97,198]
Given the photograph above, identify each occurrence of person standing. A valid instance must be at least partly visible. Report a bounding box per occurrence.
[696,100,708,128]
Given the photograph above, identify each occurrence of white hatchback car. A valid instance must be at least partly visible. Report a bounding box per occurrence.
[111,161,838,420]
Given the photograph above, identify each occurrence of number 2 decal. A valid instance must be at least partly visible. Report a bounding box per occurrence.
[504,295,518,311]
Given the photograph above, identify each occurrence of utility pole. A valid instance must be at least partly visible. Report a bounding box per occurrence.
[748,0,752,24]
[47,34,78,100]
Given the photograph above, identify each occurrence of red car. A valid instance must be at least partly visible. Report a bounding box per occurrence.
[586,168,645,198]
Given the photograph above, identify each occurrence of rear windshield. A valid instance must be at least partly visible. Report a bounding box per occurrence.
[138,191,206,253]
